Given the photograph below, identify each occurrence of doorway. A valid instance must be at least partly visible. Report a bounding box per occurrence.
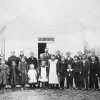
[38,43,46,59]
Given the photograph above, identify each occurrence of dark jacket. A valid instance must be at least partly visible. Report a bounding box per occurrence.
[80,59,90,74]
[27,57,37,69]
[90,60,98,75]
[65,57,73,65]
[57,61,67,74]
[72,61,81,73]
[7,56,20,67]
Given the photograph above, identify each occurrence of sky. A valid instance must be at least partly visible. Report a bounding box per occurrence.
[0,0,100,58]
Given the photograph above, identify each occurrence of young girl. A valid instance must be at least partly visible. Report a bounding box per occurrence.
[66,64,73,90]
[0,60,9,94]
[18,57,28,90]
[48,54,59,89]
[27,64,37,90]
[39,60,48,89]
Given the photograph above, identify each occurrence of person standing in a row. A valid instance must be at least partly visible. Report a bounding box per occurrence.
[8,51,20,86]
[80,54,90,90]
[27,52,38,69]
[73,55,81,90]
[18,57,28,90]
[89,56,99,90]
[0,60,9,93]
[57,56,67,90]
[48,55,59,89]
[65,52,73,65]
[19,51,27,62]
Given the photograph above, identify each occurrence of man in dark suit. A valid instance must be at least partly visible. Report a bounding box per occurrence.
[88,50,99,64]
[89,56,99,90]
[27,52,37,69]
[80,54,90,90]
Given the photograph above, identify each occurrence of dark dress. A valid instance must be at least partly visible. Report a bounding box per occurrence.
[18,62,28,85]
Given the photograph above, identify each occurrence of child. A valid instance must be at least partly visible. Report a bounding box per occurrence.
[0,60,9,94]
[27,64,37,90]
[57,56,67,90]
[10,61,17,91]
[66,64,73,90]
[48,54,59,89]
[39,61,48,89]
[18,57,28,90]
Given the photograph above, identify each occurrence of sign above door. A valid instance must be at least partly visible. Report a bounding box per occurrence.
[38,37,55,42]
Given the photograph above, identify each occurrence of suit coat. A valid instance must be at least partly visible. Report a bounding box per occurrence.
[80,59,90,75]
[90,60,98,75]
[57,61,67,74]
[72,61,81,73]
[65,57,74,66]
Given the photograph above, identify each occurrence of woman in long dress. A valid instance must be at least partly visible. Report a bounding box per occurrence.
[48,54,59,88]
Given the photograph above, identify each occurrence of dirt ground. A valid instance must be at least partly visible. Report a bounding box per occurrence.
[0,88,100,100]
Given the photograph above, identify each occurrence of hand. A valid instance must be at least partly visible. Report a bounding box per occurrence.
[57,73,60,76]
[96,74,98,76]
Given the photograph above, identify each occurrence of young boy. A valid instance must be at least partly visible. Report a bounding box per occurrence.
[66,64,73,90]
[18,57,28,90]
[0,60,9,93]
[9,61,17,91]
[57,56,67,90]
